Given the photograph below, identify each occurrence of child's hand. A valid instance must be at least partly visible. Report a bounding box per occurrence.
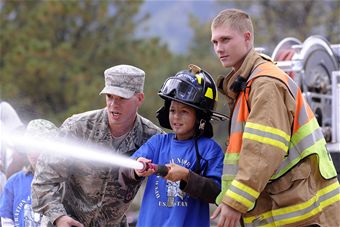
[135,157,155,177]
[164,163,189,182]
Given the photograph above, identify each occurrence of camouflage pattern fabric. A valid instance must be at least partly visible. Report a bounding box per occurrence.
[23,119,58,175]
[25,119,58,139]
[32,108,162,226]
[100,64,145,99]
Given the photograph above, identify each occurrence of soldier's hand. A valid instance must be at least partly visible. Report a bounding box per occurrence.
[55,215,84,227]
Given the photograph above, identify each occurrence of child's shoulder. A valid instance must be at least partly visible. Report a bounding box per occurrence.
[198,137,223,157]
[148,132,175,143]
[198,136,220,146]
[152,132,175,139]
[5,170,27,185]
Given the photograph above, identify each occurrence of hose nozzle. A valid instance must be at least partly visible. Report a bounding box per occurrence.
[138,161,169,177]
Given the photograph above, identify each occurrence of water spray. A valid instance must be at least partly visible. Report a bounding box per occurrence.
[1,130,144,170]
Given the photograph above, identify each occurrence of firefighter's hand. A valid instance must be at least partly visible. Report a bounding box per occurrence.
[164,163,189,182]
[210,202,241,227]
[135,157,155,177]
[55,215,84,227]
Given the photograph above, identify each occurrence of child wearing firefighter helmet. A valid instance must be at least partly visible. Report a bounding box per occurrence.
[131,64,224,227]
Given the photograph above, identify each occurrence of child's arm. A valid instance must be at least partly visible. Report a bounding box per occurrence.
[163,163,189,182]
[165,163,220,204]
[180,170,220,203]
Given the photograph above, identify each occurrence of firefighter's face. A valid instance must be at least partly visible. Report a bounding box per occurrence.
[211,24,252,71]
[106,93,144,134]
[169,101,196,140]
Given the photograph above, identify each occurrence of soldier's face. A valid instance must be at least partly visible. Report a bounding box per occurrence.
[106,93,144,130]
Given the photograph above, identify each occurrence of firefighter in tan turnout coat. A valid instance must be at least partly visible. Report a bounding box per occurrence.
[210,9,340,227]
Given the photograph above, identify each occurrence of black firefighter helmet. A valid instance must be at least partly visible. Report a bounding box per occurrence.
[156,64,219,138]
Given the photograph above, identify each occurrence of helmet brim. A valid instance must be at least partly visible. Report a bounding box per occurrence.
[158,93,208,113]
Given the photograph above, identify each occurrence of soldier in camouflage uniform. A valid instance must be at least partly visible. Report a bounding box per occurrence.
[31,65,163,227]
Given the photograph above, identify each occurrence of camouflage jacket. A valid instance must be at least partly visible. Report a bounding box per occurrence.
[32,108,162,226]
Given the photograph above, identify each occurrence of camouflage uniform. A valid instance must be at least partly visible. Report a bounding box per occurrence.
[32,108,162,226]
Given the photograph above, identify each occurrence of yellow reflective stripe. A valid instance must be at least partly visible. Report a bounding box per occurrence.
[244,181,340,225]
[226,190,253,208]
[205,87,213,99]
[291,117,319,145]
[243,132,288,151]
[226,181,260,209]
[232,180,260,198]
[271,138,329,179]
[280,195,339,226]
[217,176,236,205]
[222,174,236,181]
[274,181,338,215]
[225,153,239,164]
[246,122,290,142]
[276,182,340,225]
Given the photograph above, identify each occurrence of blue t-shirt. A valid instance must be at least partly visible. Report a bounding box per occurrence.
[0,170,42,227]
[132,133,223,227]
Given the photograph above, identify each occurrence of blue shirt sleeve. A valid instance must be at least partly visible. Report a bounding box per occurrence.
[200,139,224,187]
[0,176,15,219]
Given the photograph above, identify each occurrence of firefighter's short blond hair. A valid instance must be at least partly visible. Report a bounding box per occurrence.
[211,8,254,44]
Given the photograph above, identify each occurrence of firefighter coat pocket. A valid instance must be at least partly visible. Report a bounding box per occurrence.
[266,159,312,208]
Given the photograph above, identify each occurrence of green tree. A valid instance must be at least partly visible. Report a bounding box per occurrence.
[0,0,174,125]
[232,0,340,51]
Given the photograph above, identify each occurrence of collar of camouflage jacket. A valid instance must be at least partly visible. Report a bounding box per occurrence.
[111,114,152,156]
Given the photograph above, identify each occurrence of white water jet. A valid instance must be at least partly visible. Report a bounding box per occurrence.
[1,129,144,170]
